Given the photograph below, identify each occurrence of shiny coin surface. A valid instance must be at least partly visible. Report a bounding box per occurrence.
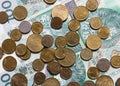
[16,44,27,56]
[20,49,31,60]
[32,22,43,34]
[0,11,8,24]
[13,6,27,20]
[110,56,120,68]
[116,78,120,86]
[55,36,66,48]
[0,48,3,59]
[44,0,56,4]
[84,80,95,86]
[67,82,80,86]
[55,48,66,59]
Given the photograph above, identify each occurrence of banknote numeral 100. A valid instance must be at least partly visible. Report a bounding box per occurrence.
[1,73,11,86]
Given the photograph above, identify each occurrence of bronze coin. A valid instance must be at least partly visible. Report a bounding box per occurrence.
[44,0,56,4]
[10,29,22,41]
[86,35,102,50]
[80,48,93,61]
[13,6,27,20]
[116,78,120,86]
[55,48,66,60]
[16,44,27,56]
[87,67,100,80]
[74,6,89,21]
[11,73,28,86]
[110,56,120,68]
[97,58,110,72]
[2,39,16,54]
[32,22,43,34]
[55,36,67,48]
[0,11,8,24]
[84,80,95,86]
[66,31,80,46]
[20,49,31,60]
[96,75,114,86]
[0,48,3,59]
[67,82,80,86]
[3,56,17,71]
[34,72,46,85]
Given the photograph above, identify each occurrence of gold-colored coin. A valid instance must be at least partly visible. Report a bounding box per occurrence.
[86,35,102,50]
[98,26,110,39]
[55,36,66,48]
[0,11,8,24]
[74,6,89,21]
[0,48,3,59]
[26,34,43,53]
[13,6,27,20]
[20,49,31,60]
[90,17,102,30]
[32,22,43,34]
[67,82,80,86]
[87,67,100,80]
[110,56,120,68]
[96,75,114,86]
[55,48,66,59]
[44,0,56,4]
[16,44,27,56]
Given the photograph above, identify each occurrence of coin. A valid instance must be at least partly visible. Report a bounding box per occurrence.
[43,77,60,86]
[0,48,3,59]
[10,29,22,41]
[41,35,54,48]
[13,6,27,20]
[97,58,110,72]
[44,0,56,4]
[86,35,102,50]
[3,56,17,71]
[90,17,102,30]
[16,44,27,56]
[84,80,95,86]
[32,59,44,71]
[20,49,31,60]
[52,4,68,21]
[32,22,43,34]
[116,78,120,86]
[0,11,8,24]
[55,36,66,48]
[110,56,120,68]
[19,21,31,34]
[96,75,114,86]
[86,0,99,11]
[34,72,46,85]
[2,39,16,54]
[26,34,43,53]
[11,73,28,86]
[66,31,79,46]
[80,48,93,61]
[74,6,89,21]
[51,17,63,29]
[98,26,110,39]
[87,67,100,79]
[55,48,66,59]
[60,68,72,80]
[67,82,80,86]
[68,19,81,31]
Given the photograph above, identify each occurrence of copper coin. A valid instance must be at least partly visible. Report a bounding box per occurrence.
[55,36,66,48]
[32,22,43,34]
[52,4,68,21]
[110,56,120,68]
[66,31,80,46]
[3,56,17,71]
[11,73,28,86]
[55,48,66,59]
[16,44,27,56]
[44,0,56,4]
[13,6,27,20]
[2,39,16,54]
[0,11,8,24]
[43,77,60,86]
[0,48,3,59]
[80,48,93,61]
[34,72,46,85]
[32,59,44,71]
[26,34,43,53]
[10,29,22,41]
[20,49,31,60]
[87,67,100,80]
[86,35,102,50]
[96,75,114,86]
[116,78,120,86]
[97,58,110,72]
[67,82,80,86]
[86,0,99,11]
[84,80,95,86]
[90,17,102,30]
[74,6,89,21]
[41,35,54,48]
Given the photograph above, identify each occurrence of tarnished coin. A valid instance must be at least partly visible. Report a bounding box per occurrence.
[26,34,43,53]
[2,39,16,54]
[13,6,27,20]
[96,75,114,86]
[3,56,17,71]
[44,0,56,4]
[84,80,95,86]
[116,78,120,86]
[74,6,89,21]
[20,49,31,60]
[68,19,80,31]
[86,35,102,50]
[98,26,110,39]
[66,31,79,46]
[10,29,22,41]
[43,77,60,86]
[110,56,120,68]
[16,44,27,56]
[90,17,102,30]
[52,4,68,21]
[87,67,100,79]
[55,36,66,48]
[86,0,99,11]
[11,73,28,86]
[97,58,110,72]
[32,22,43,34]
[0,11,8,24]
[32,59,44,71]
[80,48,93,61]
[0,48,3,59]
[67,82,80,86]
[55,48,66,59]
